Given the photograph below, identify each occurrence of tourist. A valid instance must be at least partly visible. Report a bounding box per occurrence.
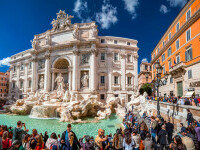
[2,131,12,150]
[122,131,135,150]
[9,140,21,150]
[186,109,194,126]
[32,129,38,138]
[181,130,195,150]
[0,134,2,150]
[29,138,37,150]
[165,118,174,144]
[180,123,186,133]
[132,130,140,150]
[43,131,49,144]
[79,135,93,150]
[22,134,30,150]
[89,136,94,147]
[57,134,61,143]
[60,124,80,150]
[12,121,27,145]
[35,135,44,150]
[112,129,123,150]
[143,132,154,150]
[95,129,108,150]
[171,135,186,150]
[150,116,157,146]
[157,125,167,150]
[45,132,58,150]
[194,122,200,149]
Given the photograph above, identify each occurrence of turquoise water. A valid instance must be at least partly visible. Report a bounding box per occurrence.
[0,114,122,138]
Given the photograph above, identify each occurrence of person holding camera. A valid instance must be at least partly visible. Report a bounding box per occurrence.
[12,121,27,145]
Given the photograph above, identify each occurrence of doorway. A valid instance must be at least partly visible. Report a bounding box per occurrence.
[177,81,183,97]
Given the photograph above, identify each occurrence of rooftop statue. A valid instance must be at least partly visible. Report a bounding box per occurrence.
[51,10,74,32]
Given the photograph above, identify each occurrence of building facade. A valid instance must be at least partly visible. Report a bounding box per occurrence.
[0,71,9,100]
[9,10,139,101]
[138,61,151,89]
[151,0,200,97]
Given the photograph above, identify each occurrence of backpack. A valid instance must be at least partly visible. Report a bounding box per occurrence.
[50,143,58,150]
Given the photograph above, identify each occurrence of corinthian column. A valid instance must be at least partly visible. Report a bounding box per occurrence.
[133,54,138,88]
[107,52,113,92]
[31,58,37,92]
[90,46,97,91]
[44,52,50,92]
[72,46,79,91]
[121,53,126,91]
[24,62,28,94]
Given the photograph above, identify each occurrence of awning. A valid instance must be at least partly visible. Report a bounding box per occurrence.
[184,91,194,98]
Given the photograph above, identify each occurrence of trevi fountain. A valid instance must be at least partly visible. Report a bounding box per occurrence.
[3,10,153,127]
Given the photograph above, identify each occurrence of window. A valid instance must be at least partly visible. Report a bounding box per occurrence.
[158,48,160,53]
[100,53,105,61]
[101,39,105,43]
[28,80,32,88]
[163,41,165,47]
[114,40,118,44]
[127,42,130,45]
[163,65,165,74]
[20,81,23,89]
[127,55,131,62]
[168,47,172,57]
[127,77,132,85]
[100,76,105,85]
[168,59,172,69]
[186,8,191,21]
[114,53,119,62]
[4,89,6,92]
[154,53,155,58]
[12,82,15,89]
[115,94,118,97]
[169,33,171,40]
[176,22,180,32]
[29,62,32,69]
[170,77,173,84]
[145,65,148,70]
[20,64,24,71]
[162,53,165,62]
[188,70,192,79]
[176,39,180,50]
[185,47,192,61]
[114,76,119,84]
[176,54,180,64]
[186,29,191,42]
[1,78,3,81]
[0,89,2,92]
[100,94,105,100]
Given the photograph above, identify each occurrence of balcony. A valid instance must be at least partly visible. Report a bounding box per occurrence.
[169,62,186,78]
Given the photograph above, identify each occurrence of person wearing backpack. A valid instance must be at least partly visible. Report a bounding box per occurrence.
[12,121,27,145]
[2,131,12,150]
[45,133,58,150]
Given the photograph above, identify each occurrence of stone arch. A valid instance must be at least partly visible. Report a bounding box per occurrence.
[52,56,71,69]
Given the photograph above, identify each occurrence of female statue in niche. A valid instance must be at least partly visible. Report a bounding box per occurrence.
[81,72,89,88]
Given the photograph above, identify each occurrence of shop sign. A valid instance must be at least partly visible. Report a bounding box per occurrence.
[190,81,200,87]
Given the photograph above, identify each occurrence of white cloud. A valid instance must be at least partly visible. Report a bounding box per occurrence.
[122,0,139,19]
[167,0,187,8]
[141,58,148,63]
[73,0,88,18]
[0,57,10,67]
[96,2,118,29]
[160,4,169,14]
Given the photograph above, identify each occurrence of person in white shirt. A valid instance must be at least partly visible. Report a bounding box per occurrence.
[123,131,135,150]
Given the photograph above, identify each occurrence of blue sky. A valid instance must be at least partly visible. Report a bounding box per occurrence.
[0,0,188,72]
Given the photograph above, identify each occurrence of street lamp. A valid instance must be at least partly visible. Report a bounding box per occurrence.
[153,61,169,119]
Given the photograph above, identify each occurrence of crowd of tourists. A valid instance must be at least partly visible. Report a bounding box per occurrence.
[0,109,200,150]
[147,96,200,106]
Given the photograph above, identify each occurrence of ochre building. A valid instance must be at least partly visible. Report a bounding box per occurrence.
[151,0,200,97]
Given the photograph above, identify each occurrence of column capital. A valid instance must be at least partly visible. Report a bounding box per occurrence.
[73,50,80,56]
[133,54,139,60]
[120,53,127,59]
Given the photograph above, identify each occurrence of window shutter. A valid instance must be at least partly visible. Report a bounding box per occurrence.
[190,48,192,60]
[185,51,187,61]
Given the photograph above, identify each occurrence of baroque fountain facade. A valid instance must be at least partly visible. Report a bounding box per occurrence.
[8,10,140,123]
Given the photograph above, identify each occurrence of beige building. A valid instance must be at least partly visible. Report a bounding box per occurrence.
[138,61,151,89]
[9,10,139,102]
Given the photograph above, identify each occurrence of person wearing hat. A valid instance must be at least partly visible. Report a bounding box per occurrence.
[60,124,81,149]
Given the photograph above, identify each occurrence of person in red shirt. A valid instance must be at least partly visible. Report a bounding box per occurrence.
[2,131,12,150]
[35,134,44,150]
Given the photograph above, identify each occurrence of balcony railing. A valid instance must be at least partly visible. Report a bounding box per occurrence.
[169,62,186,72]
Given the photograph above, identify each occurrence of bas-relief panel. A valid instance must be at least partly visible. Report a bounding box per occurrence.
[51,32,73,45]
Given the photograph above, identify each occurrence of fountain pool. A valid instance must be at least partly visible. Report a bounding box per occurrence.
[0,114,122,138]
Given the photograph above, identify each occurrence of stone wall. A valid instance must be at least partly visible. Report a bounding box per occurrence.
[148,100,200,129]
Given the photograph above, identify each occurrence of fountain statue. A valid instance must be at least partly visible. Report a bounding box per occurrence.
[55,73,65,98]
[81,72,89,88]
